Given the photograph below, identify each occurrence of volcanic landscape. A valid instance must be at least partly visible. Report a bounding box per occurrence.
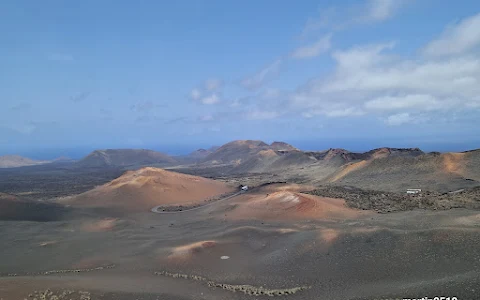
[1,140,480,299]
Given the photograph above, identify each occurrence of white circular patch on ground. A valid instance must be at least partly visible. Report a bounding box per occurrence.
[220,256,230,260]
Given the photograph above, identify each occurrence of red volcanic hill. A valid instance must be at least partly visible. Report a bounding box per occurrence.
[269,141,298,151]
[199,141,439,184]
[67,167,235,212]
[202,140,301,165]
[200,140,479,192]
[222,183,371,221]
[202,140,271,164]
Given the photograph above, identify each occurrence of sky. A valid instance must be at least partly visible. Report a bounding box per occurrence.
[1,0,480,159]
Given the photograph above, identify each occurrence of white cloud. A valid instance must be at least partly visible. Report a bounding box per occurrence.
[200,94,220,105]
[289,30,480,124]
[331,42,395,72]
[324,107,365,117]
[302,112,314,119]
[301,7,335,38]
[246,110,279,120]
[229,95,252,108]
[292,34,332,59]
[423,12,480,57]
[385,112,412,126]
[365,94,439,111]
[205,78,222,91]
[322,47,480,98]
[241,59,282,90]
[189,78,222,103]
[301,0,406,37]
[385,112,429,126]
[298,106,364,118]
[190,88,201,100]
[466,97,480,108]
[367,0,402,22]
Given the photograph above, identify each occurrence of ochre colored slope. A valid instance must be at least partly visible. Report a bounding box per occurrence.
[328,160,370,182]
[224,184,370,221]
[68,167,235,212]
[442,153,466,176]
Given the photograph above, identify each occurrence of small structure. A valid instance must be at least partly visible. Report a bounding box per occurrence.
[406,188,421,194]
[241,185,249,191]
[448,189,464,195]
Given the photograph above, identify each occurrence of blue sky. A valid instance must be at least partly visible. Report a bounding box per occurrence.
[1,0,480,158]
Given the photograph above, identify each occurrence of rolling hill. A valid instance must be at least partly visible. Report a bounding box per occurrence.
[67,167,235,212]
[322,149,480,192]
[76,149,177,168]
[230,149,316,174]
[200,141,428,178]
[0,155,50,168]
[4,140,479,195]
[192,140,479,192]
[202,140,271,164]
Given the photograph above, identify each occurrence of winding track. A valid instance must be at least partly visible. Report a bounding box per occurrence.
[150,191,243,214]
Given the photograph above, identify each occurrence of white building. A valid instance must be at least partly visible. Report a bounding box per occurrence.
[241,185,249,191]
[406,189,421,194]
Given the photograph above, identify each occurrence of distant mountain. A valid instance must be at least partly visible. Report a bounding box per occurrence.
[230,149,316,174]
[208,146,220,152]
[188,148,214,160]
[198,140,324,174]
[171,145,222,164]
[202,140,298,165]
[302,147,423,163]
[363,147,424,159]
[192,140,480,193]
[308,148,355,162]
[51,156,75,163]
[322,148,480,193]
[200,141,425,174]
[77,149,177,168]
[269,141,298,151]
[0,155,50,168]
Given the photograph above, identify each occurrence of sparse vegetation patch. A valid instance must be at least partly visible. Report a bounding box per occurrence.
[154,270,310,296]
[3,264,115,277]
[307,186,480,213]
[26,289,91,300]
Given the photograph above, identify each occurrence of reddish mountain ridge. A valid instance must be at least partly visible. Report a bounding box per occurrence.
[202,140,297,165]
[200,140,429,176]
